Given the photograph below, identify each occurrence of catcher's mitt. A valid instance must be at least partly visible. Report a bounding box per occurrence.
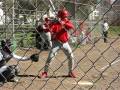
[30,54,39,62]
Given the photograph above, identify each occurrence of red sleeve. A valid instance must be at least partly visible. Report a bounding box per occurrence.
[64,20,74,30]
[50,23,62,33]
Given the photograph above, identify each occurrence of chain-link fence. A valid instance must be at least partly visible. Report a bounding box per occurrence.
[0,0,120,90]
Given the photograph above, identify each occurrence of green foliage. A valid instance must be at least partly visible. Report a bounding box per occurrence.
[24,32,36,47]
[109,26,120,36]
[14,32,36,48]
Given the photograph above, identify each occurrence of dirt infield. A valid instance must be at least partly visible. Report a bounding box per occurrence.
[1,37,120,90]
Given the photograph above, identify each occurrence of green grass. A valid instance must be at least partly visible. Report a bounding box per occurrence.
[109,26,120,36]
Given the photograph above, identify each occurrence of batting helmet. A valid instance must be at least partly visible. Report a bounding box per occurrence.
[57,9,70,19]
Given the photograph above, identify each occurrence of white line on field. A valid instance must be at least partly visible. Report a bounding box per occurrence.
[101,59,120,70]
[63,80,93,86]
[72,81,93,86]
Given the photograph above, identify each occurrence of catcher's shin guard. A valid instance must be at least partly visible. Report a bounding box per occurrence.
[0,66,15,83]
[6,65,19,81]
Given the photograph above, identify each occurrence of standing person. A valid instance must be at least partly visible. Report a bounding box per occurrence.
[35,15,52,50]
[42,15,52,48]
[40,8,76,78]
[102,20,109,43]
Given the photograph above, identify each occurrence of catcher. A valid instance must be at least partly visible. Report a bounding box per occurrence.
[0,39,39,85]
[40,7,76,78]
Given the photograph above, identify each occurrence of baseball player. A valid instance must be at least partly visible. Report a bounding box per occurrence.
[0,39,39,84]
[102,20,109,43]
[40,8,76,78]
[36,14,53,50]
[42,16,52,48]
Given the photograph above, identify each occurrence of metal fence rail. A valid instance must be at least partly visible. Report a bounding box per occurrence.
[0,0,120,90]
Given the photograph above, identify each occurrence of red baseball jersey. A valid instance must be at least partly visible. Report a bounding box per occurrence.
[50,18,74,43]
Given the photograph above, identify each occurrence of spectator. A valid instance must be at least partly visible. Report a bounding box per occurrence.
[102,20,109,43]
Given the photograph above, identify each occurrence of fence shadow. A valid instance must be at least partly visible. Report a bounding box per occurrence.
[17,74,70,78]
[17,75,39,78]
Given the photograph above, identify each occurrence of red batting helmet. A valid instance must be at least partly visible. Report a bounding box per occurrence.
[57,9,70,18]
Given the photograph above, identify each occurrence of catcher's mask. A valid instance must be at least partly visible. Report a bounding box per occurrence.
[1,39,12,54]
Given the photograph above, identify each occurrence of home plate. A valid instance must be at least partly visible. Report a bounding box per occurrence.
[72,81,93,86]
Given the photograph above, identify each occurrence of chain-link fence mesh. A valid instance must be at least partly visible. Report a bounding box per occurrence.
[0,0,120,90]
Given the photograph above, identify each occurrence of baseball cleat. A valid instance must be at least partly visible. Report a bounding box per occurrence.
[68,71,76,78]
[39,72,48,78]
